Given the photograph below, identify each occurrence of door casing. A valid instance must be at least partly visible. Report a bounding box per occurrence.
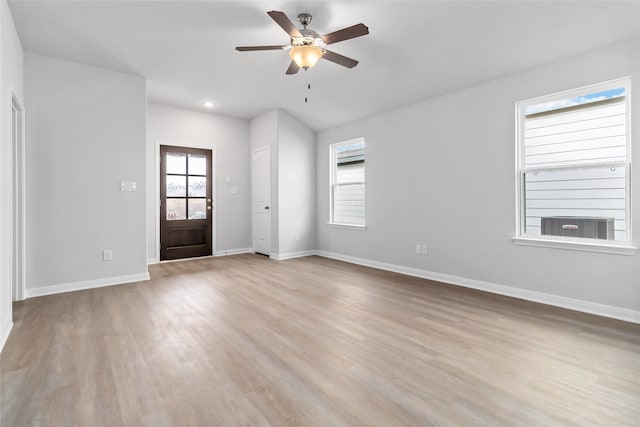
[11,93,26,301]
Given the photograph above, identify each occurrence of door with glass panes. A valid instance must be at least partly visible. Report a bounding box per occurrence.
[160,145,213,260]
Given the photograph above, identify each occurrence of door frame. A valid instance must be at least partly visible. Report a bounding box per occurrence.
[251,146,271,255]
[155,140,216,262]
[11,93,26,301]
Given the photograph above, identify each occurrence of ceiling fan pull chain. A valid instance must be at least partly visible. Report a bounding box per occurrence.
[305,68,312,103]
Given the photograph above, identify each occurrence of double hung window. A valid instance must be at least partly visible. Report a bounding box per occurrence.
[516,78,632,251]
[330,138,365,227]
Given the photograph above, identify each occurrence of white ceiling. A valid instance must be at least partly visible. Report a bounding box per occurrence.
[8,1,640,131]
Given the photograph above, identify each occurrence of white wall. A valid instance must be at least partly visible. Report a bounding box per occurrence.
[0,0,24,350]
[24,53,148,294]
[277,110,316,255]
[147,103,250,259]
[249,109,316,258]
[316,37,640,314]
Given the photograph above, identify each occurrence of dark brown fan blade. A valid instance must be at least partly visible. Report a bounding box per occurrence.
[236,45,287,51]
[267,10,301,37]
[322,50,359,68]
[285,61,300,75]
[322,23,369,45]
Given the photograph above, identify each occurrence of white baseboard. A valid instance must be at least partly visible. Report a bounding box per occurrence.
[147,257,158,265]
[215,248,253,257]
[1,318,13,353]
[271,250,317,261]
[25,272,151,298]
[315,251,640,324]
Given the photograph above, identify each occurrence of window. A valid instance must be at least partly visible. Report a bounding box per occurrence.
[516,78,633,252]
[330,138,365,227]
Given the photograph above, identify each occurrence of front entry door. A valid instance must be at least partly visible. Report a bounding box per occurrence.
[160,145,213,260]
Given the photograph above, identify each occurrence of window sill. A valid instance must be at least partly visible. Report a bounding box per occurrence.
[512,236,638,256]
[327,223,367,231]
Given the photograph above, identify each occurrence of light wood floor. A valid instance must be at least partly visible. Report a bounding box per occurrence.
[1,254,639,426]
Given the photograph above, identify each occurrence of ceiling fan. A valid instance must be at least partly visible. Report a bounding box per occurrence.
[236,11,369,75]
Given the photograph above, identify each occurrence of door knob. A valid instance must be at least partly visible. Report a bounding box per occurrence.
[264,206,270,210]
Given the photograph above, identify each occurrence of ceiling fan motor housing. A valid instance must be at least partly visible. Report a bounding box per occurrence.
[298,13,312,27]
[292,28,325,48]
[291,13,325,48]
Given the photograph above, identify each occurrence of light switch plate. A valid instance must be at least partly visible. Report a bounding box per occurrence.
[120,181,137,191]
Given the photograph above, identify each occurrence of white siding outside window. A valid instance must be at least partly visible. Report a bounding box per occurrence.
[516,78,632,248]
[330,138,365,226]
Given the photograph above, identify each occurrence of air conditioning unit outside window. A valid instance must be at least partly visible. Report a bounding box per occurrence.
[541,217,614,240]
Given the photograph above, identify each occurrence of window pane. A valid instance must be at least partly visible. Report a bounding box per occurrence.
[188,199,207,219]
[524,165,626,241]
[166,152,186,174]
[188,176,206,197]
[166,199,186,220]
[524,95,626,168]
[336,162,364,184]
[166,175,186,197]
[336,141,365,164]
[189,154,206,175]
[334,183,365,225]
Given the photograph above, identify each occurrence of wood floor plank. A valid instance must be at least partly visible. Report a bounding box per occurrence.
[2,254,639,426]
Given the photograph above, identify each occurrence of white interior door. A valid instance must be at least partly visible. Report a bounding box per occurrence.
[252,147,271,255]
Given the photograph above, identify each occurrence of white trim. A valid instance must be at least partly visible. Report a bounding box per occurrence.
[155,140,217,261]
[327,223,367,230]
[147,257,159,265]
[10,92,26,301]
[512,236,638,255]
[0,320,13,353]
[270,250,316,260]
[25,272,150,298]
[314,250,640,324]
[214,248,253,257]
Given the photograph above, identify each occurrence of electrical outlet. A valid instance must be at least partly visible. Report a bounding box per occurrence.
[103,249,113,261]
[421,244,428,255]
[416,244,421,254]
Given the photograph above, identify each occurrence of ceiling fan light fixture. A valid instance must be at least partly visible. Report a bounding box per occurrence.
[289,45,323,69]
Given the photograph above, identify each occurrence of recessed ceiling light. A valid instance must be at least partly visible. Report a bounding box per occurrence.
[204,101,214,108]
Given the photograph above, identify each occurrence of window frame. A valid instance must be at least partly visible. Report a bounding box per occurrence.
[513,77,636,255]
[329,138,366,229]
